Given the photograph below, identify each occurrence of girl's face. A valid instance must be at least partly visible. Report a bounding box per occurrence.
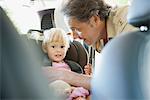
[46,42,68,62]
[68,16,105,46]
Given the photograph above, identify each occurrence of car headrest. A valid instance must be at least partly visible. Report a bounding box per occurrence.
[127,0,150,28]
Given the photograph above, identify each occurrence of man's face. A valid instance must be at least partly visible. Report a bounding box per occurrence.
[68,16,105,46]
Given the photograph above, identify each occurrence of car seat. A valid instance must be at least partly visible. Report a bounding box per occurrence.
[92,0,150,99]
[29,9,88,69]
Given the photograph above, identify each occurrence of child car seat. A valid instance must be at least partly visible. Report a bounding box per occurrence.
[92,0,150,99]
[30,9,88,69]
[27,30,88,69]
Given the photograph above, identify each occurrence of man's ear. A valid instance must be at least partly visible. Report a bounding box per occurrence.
[89,15,100,27]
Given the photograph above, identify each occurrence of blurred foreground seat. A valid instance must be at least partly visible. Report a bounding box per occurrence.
[92,0,150,99]
[0,7,56,100]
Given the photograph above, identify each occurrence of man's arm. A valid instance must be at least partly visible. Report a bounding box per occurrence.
[60,69,91,90]
[42,67,91,90]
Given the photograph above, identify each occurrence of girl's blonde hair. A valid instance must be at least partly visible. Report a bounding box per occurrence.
[42,28,70,53]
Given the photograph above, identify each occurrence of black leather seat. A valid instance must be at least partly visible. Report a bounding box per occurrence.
[92,0,150,99]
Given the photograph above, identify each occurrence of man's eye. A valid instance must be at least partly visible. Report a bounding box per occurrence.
[71,28,82,36]
[61,46,65,48]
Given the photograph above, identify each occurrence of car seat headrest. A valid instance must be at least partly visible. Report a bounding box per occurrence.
[127,0,150,28]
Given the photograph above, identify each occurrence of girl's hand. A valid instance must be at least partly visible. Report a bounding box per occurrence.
[65,87,75,95]
[84,64,92,75]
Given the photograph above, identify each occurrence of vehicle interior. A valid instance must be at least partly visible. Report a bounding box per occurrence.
[1,1,90,99]
[1,0,150,99]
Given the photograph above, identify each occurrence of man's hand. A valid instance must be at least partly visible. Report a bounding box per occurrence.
[42,67,91,90]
